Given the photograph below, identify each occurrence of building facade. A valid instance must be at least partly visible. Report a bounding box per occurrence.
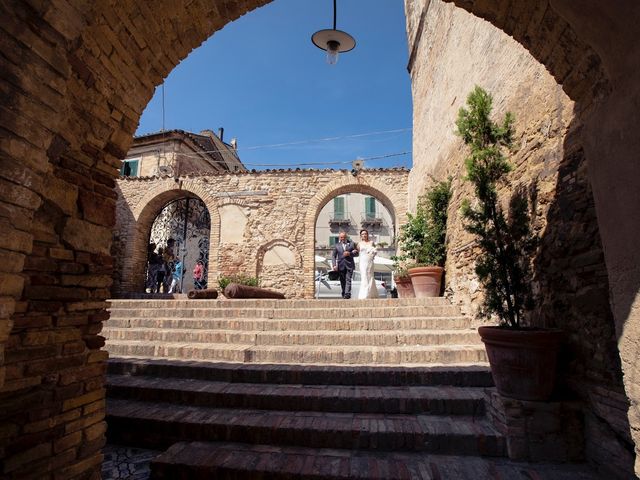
[121,128,245,178]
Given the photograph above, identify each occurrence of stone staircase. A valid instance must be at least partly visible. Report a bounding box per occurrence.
[103,298,598,479]
[104,297,487,366]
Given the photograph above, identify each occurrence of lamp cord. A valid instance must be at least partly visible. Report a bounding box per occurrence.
[333,0,337,29]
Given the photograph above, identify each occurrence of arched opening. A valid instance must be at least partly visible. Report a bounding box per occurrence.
[315,191,396,298]
[147,196,211,293]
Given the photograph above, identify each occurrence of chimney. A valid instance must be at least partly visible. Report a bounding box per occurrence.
[218,127,224,141]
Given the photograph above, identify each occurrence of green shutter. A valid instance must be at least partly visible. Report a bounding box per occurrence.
[329,236,338,246]
[128,160,139,177]
[333,197,345,220]
[365,197,376,219]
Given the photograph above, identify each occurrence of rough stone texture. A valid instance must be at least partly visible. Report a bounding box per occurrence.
[113,169,409,299]
[486,390,584,462]
[406,0,635,477]
[1,0,639,478]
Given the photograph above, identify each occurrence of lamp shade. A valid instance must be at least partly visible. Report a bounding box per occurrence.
[311,29,356,54]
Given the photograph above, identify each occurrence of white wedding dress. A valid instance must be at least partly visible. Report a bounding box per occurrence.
[358,241,379,299]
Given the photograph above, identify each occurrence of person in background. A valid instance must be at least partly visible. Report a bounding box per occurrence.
[155,247,166,292]
[193,260,205,290]
[146,243,158,293]
[168,259,183,294]
[163,238,176,293]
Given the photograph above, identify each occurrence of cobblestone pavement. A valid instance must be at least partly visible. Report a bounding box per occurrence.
[102,444,161,480]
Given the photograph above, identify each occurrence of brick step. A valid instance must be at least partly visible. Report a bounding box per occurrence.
[106,342,488,365]
[107,304,461,320]
[106,399,506,456]
[150,441,600,480]
[106,375,486,415]
[105,316,472,331]
[244,344,488,365]
[106,341,252,362]
[109,297,452,310]
[103,328,481,347]
[107,358,494,387]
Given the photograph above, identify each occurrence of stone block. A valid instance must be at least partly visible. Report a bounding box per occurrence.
[42,176,78,215]
[64,410,105,434]
[62,217,111,255]
[83,420,106,442]
[53,452,103,480]
[49,248,75,261]
[79,189,116,227]
[0,221,33,254]
[3,441,52,473]
[62,388,105,412]
[0,273,24,297]
[0,249,26,273]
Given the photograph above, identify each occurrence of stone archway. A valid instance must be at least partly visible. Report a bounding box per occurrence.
[303,176,408,298]
[1,1,640,477]
[116,179,219,295]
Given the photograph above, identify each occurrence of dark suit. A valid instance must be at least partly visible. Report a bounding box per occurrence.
[332,240,359,298]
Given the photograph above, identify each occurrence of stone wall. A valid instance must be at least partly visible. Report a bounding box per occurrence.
[113,169,409,299]
[405,0,633,476]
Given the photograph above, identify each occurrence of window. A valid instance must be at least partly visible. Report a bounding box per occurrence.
[333,197,345,220]
[120,158,139,177]
[329,236,339,247]
[365,196,376,219]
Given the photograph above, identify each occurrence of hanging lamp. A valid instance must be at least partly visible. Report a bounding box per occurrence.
[311,0,356,65]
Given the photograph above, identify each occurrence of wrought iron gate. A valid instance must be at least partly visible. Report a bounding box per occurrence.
[149,197,211,292]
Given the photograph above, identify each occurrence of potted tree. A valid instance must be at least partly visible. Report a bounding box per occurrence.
[456,86,563,401]
[395,179,452,298]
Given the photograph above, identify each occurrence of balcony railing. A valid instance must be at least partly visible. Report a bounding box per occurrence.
[360,212,383,226]
[329,212,352,226]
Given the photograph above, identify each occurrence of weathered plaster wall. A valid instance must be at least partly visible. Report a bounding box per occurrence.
[406,0,634,476]
[113,169,409,299]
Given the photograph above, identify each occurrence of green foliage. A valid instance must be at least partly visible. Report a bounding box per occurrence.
[456,86,536,328]
[395,178,452,270]
[218,273,259,290]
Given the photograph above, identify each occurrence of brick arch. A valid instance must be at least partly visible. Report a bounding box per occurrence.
[302,174,408,297]
[121,183,220,293]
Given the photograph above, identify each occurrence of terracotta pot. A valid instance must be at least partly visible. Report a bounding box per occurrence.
[394,276,414,298]
[407,266,443,298]
[478,326,564,401]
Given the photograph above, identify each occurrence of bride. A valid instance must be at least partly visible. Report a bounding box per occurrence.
[357,229,379,299]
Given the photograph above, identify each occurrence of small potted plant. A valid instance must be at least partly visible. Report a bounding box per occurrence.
[396,179,452,297]
[456,86,563,401]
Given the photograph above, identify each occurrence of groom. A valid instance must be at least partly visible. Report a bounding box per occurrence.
[332,231,359,299]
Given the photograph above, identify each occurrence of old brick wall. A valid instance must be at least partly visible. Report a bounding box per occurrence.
[0,1,270,478]
[113,169,409,299]
[406,0,633,476]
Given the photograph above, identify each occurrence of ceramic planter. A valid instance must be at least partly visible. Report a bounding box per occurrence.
[478,326,564,401]
[394,276,415,298]
[407,266,443,298]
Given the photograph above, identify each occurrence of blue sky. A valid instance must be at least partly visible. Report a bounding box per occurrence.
[137,0,412,170]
